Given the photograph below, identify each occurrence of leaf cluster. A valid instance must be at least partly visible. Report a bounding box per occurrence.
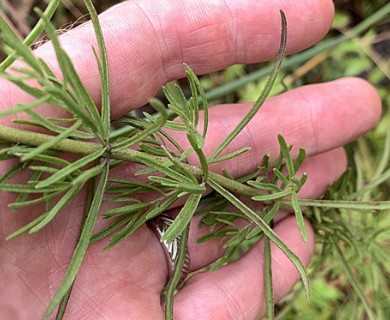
[1,2,390,320]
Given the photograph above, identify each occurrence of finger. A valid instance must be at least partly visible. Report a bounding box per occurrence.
[187,147,346,270]
[175,216,314,320]
[0,0,334,118]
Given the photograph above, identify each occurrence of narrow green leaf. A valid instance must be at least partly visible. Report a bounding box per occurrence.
[295,199,390,211]
[264,236,274,320]
[273,168,290,186]
[207,178,310,298]
[6,214,47,240]
[90,216,133,244]
[145,195,178,219]
[21,109,94,139]
[22,120,82,162]
[36,10,103,137]
[165,224,190,320]
[247,180,280,192]
[132,152,194,184]
[160,145,198,184]
[0,183,67,194]
[44,163,109,318]
[209,147,251,164]
[29,165,59,174]
[278,135,295,178]
[294,148,306,173]
[105,195,179,250]
[291,190,308,242]
[103,202,149,218]
[263,201,280,224]
[184,63,209,138]
[163,82,190,121]
[44,85,99,133]
[113,99,167,151]
[0,72,49,100]
[0,95,51,117]
[9,191,62,211]
[29,185,83,233]
[35,148,105,189]
[208,11,287,161]
[186,131,208,180]
[163,120,188,131]
[85,0,111,139]
[71,165,104,186]
[161,193,202,243]
[252,189,292,201]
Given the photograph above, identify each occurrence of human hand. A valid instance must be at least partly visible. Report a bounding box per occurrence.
[0,1,381,319]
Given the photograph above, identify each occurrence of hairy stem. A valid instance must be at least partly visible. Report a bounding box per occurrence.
[0,124,259,196]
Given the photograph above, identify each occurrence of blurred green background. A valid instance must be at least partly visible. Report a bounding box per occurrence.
[1,1,389,319]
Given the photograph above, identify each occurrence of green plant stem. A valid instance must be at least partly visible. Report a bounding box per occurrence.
[0,124,259,196]
[3,124,390,213]
[164,225,190,320]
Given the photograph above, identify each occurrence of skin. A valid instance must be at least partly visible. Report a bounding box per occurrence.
[0,0,382,319]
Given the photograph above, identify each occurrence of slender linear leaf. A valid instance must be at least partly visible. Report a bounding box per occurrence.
[165,224,190,320]
[44,163,109,318]
[90,216,133,244]
[278,135,295,178]
[9,191,63,211]
[252,189,292,201]
[6,214,47,240]
[35,148,105,189]
[209,147,251,164]
[161,193,202,243]
[113,99,168,151]
[36,10,103,136]
[247,180,280,192]
[264,236,274,320]
[184,63,209,138]
[103,202,150,218]
[22,120,82,162]
[208,11,287,161]
[207,178,310,298]
[30,185,83,233]
[291,190,308,242]
[86,0,111,139]
[0,95,51,117]
[132,153,195,184]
